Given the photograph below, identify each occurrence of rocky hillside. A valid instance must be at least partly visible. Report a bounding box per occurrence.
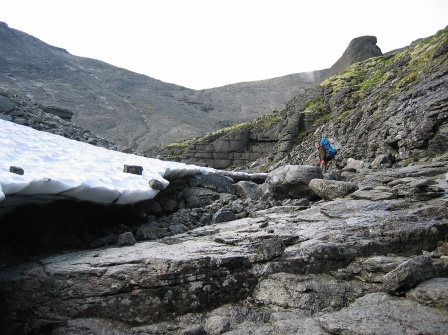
[159,27,447,171]
[0,21,328,152]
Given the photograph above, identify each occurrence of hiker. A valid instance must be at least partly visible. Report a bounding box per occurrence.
[316,141,328,173]
[316,138,337,174]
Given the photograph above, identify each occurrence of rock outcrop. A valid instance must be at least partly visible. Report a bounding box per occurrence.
[0,161,447,335]
[327,35,383,78]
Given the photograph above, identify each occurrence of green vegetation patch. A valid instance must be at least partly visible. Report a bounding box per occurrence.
[160,111,282,158]
[319,26,448,109]
[145,104,154,114]
[313,112,332,125]
[159,138,194,160]
[337,108,357,121]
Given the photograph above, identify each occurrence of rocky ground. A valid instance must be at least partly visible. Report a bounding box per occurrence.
[1,160,447,335]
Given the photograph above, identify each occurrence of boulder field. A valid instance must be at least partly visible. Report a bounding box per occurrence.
[0,160,447,334]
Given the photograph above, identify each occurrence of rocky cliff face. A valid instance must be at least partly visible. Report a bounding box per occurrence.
[161,27,447,172]
[0,21,326,152]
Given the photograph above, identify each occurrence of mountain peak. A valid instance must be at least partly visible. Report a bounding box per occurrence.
[327,35,383,78]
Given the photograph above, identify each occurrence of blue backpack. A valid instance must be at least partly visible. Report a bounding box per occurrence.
[321,138,337,158]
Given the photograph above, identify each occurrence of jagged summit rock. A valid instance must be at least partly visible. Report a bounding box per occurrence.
[327,35,383,77]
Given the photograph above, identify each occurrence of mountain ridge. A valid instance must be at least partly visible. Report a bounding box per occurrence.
[0,21,327,152]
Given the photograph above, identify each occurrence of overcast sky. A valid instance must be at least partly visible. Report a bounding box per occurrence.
[1,0,447,89]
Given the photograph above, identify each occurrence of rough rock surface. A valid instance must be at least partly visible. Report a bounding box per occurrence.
[1,161,447,335]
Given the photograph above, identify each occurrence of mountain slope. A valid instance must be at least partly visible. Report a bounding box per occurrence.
[159,27,448,170]
[0,21,326,152]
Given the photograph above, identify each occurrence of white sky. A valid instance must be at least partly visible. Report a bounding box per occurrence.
[1,0,447,89]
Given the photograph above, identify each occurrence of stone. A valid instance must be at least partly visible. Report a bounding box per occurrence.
[235,180,259,199]
[254,272,368,312]
[438,242,448,255]
[270,312,327,335]
[0,95,16,113]
[147,200,163,215]
[116,232,136,246]
[257,165,322,200]
[371,153,394,169]
[319,292,448,334]
[123,164,143,175]
[255,237,285,262]
[163,199,178,214]
[89,235,117,249]
[213,207,236,223]
[407,277,448,310]
[135,226,158,241]
[344,158,365,172]
[323,172,341,180]
[43,105,74,121]
[309,179,358,200]
[9,166,24,175]
[204,315,230,335]
[388,177,445,200]
[149,179,164,190]
[383,256,436,294]
[168,224,188,234]
[332,255,409,283]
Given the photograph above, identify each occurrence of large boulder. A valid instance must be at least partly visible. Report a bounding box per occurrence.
[256,165,322,200]
[235,180,259,199]
[212,207,237,223]
[309,179,358,200]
